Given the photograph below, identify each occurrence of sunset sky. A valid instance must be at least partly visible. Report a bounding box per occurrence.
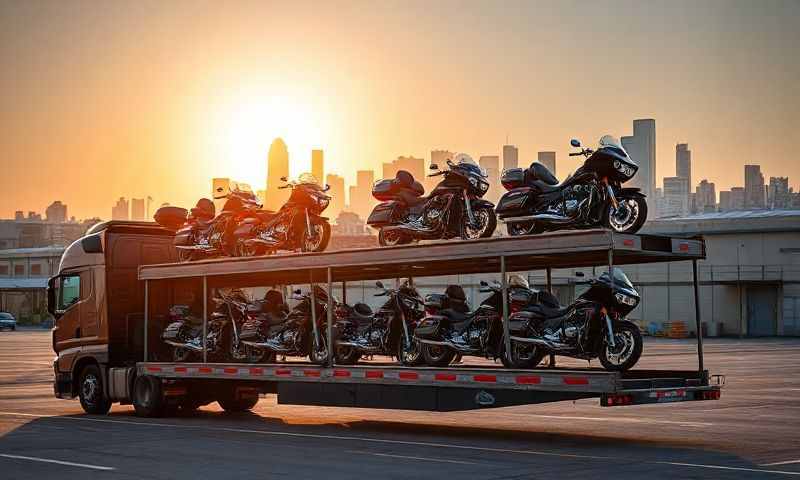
[1,0,798,220]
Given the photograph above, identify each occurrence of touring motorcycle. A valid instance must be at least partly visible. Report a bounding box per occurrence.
[505,268,643,371]
[233,173,332,256]
[161,289,267,363]
[497,135,647,235]
[332,279,425,366]
[414,276,537,367]
[367,157,496,246]
[238,286,332,365]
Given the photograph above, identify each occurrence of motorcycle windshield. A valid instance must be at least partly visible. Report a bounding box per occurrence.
[456,160,488,178]
[598,135,636,166]
[296,172,321,186]
[599,267,635,290]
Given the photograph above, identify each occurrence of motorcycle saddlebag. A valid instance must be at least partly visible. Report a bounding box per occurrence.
[161,320,188,342]
[239,318,264,342]
[501,168,526,190]
[372,179,397,201]
[507,311,535,335]
[367,201,399,226]
[414,315,444,339]
[154,206,188,230]
[173,226,194,247]
[496,188,532,215]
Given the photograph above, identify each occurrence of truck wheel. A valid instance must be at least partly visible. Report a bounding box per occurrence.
[218,393,259,412]
[422,344,456,367]
[78,365,112,415]
[133,375,165,417]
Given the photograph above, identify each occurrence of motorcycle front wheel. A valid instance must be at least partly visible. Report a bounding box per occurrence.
[396,337,424,366]
[308,334,329,365]
[421,343,456,367]
[606,196,648,234]
[461,205,497,240]
[599,322,643,371]
[301,221,331,252]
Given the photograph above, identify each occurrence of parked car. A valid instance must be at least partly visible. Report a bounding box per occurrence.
[0,312,16,331]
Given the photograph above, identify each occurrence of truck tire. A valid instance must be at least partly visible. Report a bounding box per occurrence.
[133,375,165,417]
[78,364,112,415]
[218,393,259,412]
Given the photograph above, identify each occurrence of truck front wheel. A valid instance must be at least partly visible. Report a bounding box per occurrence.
[78,365,112,415]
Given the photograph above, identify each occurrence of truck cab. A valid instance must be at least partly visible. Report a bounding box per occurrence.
[48,221,175,413]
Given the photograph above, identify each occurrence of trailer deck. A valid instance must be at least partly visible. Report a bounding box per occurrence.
[136,230,721,412]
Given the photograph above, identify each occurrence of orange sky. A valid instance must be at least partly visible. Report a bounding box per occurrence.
[1,0,798,219]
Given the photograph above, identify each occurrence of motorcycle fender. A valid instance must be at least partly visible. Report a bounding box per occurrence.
[233,223,253,237]
[469,198,495,210]
[617,187,646,199]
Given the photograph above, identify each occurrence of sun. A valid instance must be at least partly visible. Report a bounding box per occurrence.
[210,91,324,188]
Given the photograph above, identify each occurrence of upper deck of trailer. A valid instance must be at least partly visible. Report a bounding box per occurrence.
[137,229,705,286]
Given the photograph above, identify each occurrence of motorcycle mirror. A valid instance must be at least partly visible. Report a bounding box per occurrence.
[280,176,288,182]
[216,187,224,192]
[575,271,585,277]
[570,139,581,148]
[293,289,302,295]
[375,280,384,289]
[324,184,331,191]
[429,164,439,170]
[479,280,488,286]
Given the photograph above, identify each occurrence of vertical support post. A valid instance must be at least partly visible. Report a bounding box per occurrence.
[692,259,705,377]
[143,280,149,362]
[501,256,512,365]
[546,267,555,368]
[310,272,320,350]
[202,276,208,363]
[327,267,334,367]
[341,281,347,305]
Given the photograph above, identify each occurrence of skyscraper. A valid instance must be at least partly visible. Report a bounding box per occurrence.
[768,177,790,209]
[349,169,375,219]
[662,177,689,217]
[111,197,129,221]
[675,144,691,190]
[130,198,145,221]
[695,179,716,213]
[429,150,454,192]
[311,149,324,183]
[537,151,556,176]
[265,138,290,211]
[325,174,346,219]
[45,201,67,223]
[502,144,518,171]
[479,155,501,204]
[621,119,656,200]
[744,165,765,209]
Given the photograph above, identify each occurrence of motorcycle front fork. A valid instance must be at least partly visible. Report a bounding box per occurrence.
[604,312,616,349]
[463,189,476,225]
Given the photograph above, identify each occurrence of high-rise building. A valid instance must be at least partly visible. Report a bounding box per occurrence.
[768,176,790,209]
[130,198,146,221]
[429,150,454,192]
[621,119,656,201]
[311,149,324,183]
[383,155,425,184]
[695,179,716,213]
[111,197,129,221]
[502,144,518,171]
[325,174,346,219]
[479,155,501,204]
[537,152,556,177]
[744,165,765,209]
[348,170,376,219]
[676,144,691,190]
[265,138,290,211]
[719,187,746,211]
[661,177,689,217]
[45,201,67,223]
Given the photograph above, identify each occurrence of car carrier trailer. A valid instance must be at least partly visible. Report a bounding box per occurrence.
[122,229,721,416]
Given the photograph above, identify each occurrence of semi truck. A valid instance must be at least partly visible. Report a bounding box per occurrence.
[50,222,721,417]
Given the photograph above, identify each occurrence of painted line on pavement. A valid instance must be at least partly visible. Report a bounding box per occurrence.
[0,411,794,476]
[347,450,481,465]
[0,453,115,471]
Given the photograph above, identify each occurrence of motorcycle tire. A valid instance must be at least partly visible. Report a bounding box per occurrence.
[500,340,546,369]
[396,337,424,366]
[506,221,544,236]
[308,334,329,365]
[605,195,648,234]
[378,228,411,247]
[173,346,194,363]
[301,221,331,253]
[599,321,643,372]
[334,345,361,365]
[461,205,497,240]
[421,343,456,367]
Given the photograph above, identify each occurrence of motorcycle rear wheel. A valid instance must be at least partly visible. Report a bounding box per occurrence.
[378,228,411,247]
[308,334,329,365]
[506,222,543,236]
[334,345,361,365]
[173,346,193,363]
[500,340,546,369]
[422,344,456,367]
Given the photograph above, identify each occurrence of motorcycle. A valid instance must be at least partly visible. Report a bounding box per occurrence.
[238,286,332,365]
[367,157,497,246]
[506,268,643,371]
[414,276,537,367]
[153,183,265,261]
[497,135,647,235]
[233,173,332,256]
[161,289,267,363]
[332,280,425,366]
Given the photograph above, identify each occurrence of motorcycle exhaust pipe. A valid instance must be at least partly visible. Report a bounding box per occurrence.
[163,340,205,352]
[415,337,473,353]
[239,339,293,352]
[508,335,569,350]
[335,341,380,354]
[501,213,576,224]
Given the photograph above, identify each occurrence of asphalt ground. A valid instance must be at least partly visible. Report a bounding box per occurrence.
[0,330,798,479]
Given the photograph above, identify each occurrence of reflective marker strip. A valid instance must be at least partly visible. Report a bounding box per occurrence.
[563,376,589,385]
[249,368,263,375]
[303,370,320,377]
[333,370,351,378]
[515,375,541,385]
[623,239,634,247]
[473,375,496,383]
[275,369,291,376]
[435,373,457,381]
[174,367,187,373]
[224,367,238,375]
[679,243,689,252]
[366,370,384,379]
[198,367,212,374]
[398,372,418,380]
[146,366,161,373]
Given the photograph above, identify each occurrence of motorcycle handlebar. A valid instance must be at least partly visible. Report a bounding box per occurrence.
[278,185,291,189]
[428,171,445,177]
[569,152,583,156]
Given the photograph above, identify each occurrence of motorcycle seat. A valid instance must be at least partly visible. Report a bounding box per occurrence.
[527,162,559,186]
[350,303,374,323]
[528,303,571,320]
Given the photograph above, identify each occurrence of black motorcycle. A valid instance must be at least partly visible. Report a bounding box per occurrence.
[233,173,332,256]
[239,286,332,365]
[497,135,647,235]
[506,268,643,371]
[414,279,537,367]
[367,158,497,246]
[332,280,425,366]
[161,290,267,363]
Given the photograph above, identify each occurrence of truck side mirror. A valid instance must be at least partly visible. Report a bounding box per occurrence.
[47,277,58,317]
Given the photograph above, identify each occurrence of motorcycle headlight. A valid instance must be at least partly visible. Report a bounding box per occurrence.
[479,179,489,192]
[615,292,638,306]
[469,176,479,188]
[316,195,330,209]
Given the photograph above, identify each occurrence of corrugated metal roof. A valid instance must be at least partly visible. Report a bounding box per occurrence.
[0,278,48,289]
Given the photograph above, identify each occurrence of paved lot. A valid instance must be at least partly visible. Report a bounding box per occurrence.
[0,330,798,479]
